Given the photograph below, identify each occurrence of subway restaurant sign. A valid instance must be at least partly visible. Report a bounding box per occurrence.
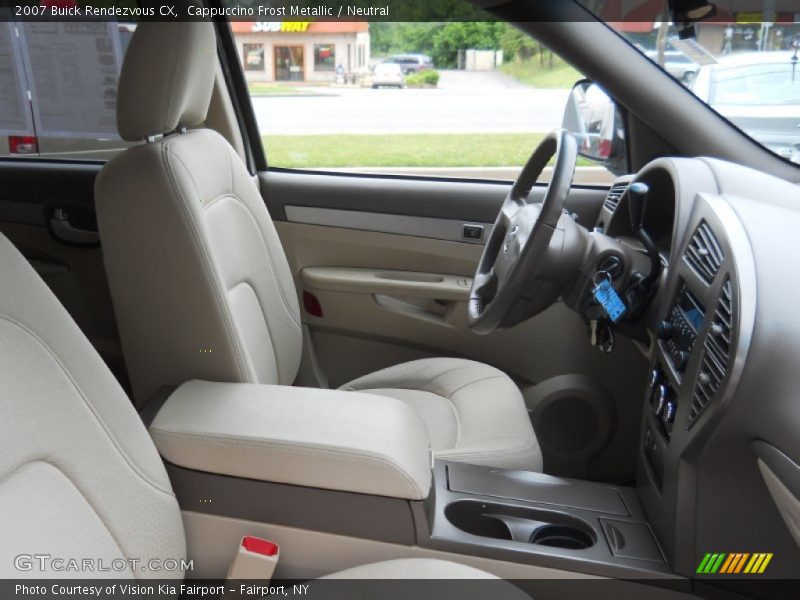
[736,12,764,23]
[252,22,312,32]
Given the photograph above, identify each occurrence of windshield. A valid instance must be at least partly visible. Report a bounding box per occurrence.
[577,0,800,163]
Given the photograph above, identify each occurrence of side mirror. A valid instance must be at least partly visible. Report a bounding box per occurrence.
[562,79,626,173]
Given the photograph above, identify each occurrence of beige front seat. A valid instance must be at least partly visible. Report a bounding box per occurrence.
[0,231,521,584]
[95,22,542,471]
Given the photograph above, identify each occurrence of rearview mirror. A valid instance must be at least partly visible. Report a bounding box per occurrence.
[562,80,626,174]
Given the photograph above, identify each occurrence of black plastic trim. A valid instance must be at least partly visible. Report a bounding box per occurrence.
[211,12,266,173]
[417,462,682,584]
[265,166,610,190]
[0,161,101,213]
[166,462,418,545]
[0,157,105,168]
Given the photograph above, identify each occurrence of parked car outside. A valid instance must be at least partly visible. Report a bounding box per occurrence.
[370,63,405,88]
[689,51,800,163]
[383,54,433,74]
[2,23,136,160]
[644,49,698,82]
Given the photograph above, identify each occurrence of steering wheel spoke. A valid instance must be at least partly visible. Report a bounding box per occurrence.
[472,268,498,301]
[499,196,524,225]
[467,129,578,334]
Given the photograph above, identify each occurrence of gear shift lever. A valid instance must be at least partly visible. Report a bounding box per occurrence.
[628,182,648,231]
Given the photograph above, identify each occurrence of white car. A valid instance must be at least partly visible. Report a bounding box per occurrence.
[689,51,800,162]
[371,63,405,89]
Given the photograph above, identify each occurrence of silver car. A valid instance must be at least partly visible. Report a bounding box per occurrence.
[383,54,433,75]
[644,49,698,82]
[689,51,800,163]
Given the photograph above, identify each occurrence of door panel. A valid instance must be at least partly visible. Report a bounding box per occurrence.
[0,161,127,389]
[263,168,605,226]
[264,171,647,482]
[284,205,492,245]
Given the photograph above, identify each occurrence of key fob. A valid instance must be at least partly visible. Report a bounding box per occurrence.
[593,278,626,323]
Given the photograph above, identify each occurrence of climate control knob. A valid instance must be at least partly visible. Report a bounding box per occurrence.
[675,351,691,371]
[657,320,674,340]
[648,368,662,389]
[662,401,676,425]
[653,384,668,416]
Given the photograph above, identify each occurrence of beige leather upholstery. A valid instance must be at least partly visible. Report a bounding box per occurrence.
[342,358,543,471]
[0,234,185,578]
[117,21,217,141]
[97,126,303,403]
[150,380,433,500]
[96,22,541,472]
[0,232,517,583]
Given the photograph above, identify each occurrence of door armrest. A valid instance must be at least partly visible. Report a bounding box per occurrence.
[302,266,471,301]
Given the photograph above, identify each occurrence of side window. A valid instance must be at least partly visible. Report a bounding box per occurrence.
[235,20,617,185]
[243,43,266,72]
[314,44,336,72]
[1,22,134,160]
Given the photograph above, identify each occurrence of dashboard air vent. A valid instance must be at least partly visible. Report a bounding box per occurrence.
[603,183,628,212]
[688,278,733,430]
[685,221,724,284]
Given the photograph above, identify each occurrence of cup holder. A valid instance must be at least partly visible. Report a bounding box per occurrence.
[529,525,594,549]
[445,500,596,549]
[444,501,513,540]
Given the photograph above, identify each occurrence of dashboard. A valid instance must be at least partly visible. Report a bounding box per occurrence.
[597,157,800,580]
[599,169,677,257]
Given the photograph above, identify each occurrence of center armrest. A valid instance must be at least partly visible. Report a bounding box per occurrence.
[149,380,432,500]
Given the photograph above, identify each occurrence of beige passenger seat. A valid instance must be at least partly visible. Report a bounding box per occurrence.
[94,21,542,472]
[0,231,529,590]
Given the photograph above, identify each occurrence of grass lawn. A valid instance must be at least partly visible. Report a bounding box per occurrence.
[264,133,547,168]
[248,83,316,96]
[263,133,595,169]
[500,57,582,89]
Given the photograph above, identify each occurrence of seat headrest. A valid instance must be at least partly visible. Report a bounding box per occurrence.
[117,22,217,141]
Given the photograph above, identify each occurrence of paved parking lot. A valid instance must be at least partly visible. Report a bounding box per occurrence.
[252,70,571,136]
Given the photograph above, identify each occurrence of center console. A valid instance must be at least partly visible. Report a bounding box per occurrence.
[150,379,684,585]
[635,193,753,575]
[149,378,698,587]
[416,461,680,582]
[411,197,750,586]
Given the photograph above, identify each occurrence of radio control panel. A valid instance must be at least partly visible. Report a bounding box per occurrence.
[657,283,705,373]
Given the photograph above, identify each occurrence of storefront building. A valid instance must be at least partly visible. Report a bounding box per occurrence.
[608,1,800,55]
[231,21,370,83]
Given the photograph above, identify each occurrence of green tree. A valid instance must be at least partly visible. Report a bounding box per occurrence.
[430,22,505,67]
[498,24,540,62]
[369,21,536,69]
[369,23,397,55]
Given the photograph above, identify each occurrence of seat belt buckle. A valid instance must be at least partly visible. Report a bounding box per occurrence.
[227,536,280,581]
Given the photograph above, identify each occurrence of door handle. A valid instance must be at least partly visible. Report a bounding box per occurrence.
[50,208,100,244]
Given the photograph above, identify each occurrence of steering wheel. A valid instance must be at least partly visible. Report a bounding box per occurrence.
[467,129,578,334]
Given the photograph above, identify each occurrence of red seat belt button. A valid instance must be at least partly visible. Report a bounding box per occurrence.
[241,536,279,557]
